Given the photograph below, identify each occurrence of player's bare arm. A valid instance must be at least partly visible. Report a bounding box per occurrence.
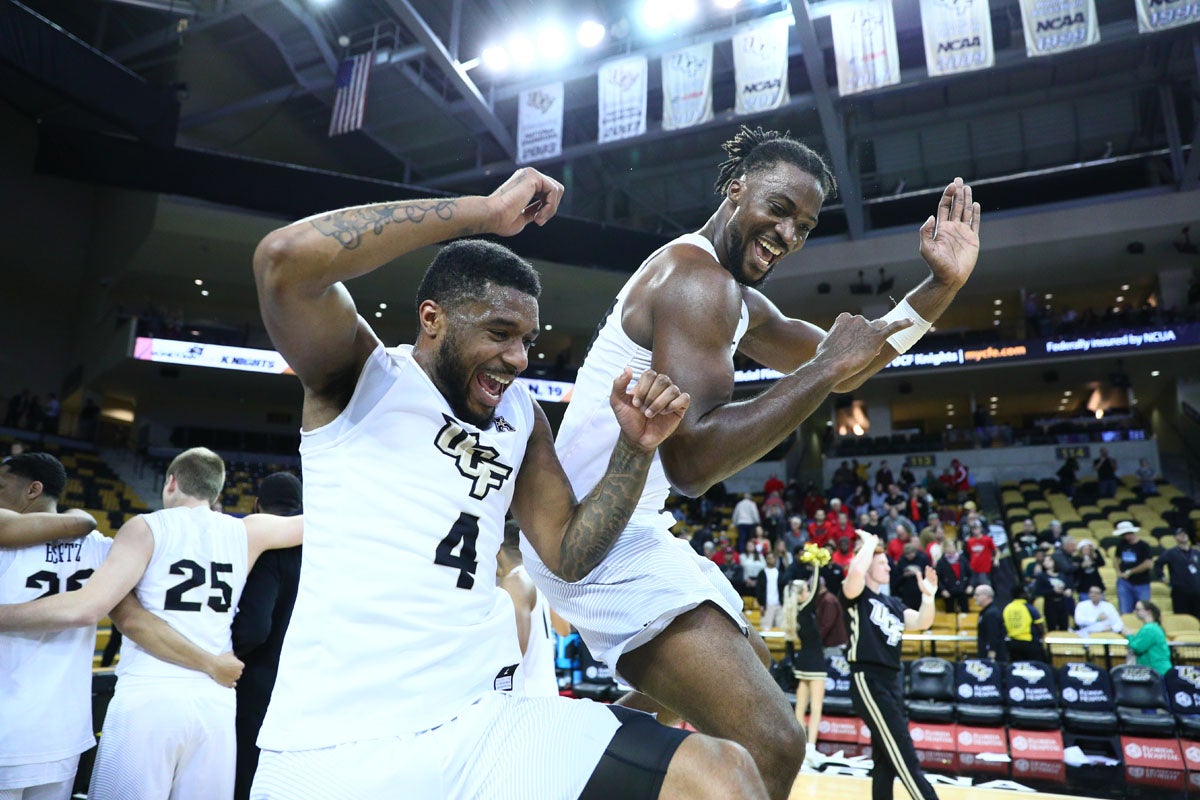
[0,516,152,632]
[513,368,689,582]
[499,569,537,653]
[833,178,981,392]
[903,566,939,632]
[110,592,244,687]
[244,513,304,568]
[842,530,879,601]
[649,257,910,496]
[0,507,95,548]
[253,167,564,429]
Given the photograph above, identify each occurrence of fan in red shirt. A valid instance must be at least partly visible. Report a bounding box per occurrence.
[829,512,856,549]
[965,521,995,583]
[886,525,915,563]
[830,536,854,569]
[763,474,785,498]
[808,510,837,547]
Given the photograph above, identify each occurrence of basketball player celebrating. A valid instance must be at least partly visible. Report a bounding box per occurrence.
[248,167,766,799]
[0,447,302,799]
[534,126,980,798]
[843,530,939,800]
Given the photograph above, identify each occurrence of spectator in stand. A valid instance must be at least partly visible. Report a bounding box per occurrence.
[783,479,801,516]
[892,542,933,611]
[732,493,761,543]
[762,491,787,535]
[1094,448,1118,499]
[898,464,917,491]
[830,462,856,502]
[973,585,1006,661]
[1002,586,1047,662]
[1032,553,1074,632]
[1134,458,1158,497]
[907,486,933,527]
[1074,586,1124,636]
[862,509,885,538]
[918,516,945,550]
[773,538,794,576]
[1038,519,1064,548]
[690,525,714,557]
[742,546,766,597]
[869,482,888,514]
[830,512,855,550]
[1013,519,1039,560]
[848,486,871,519]
[712,537,739,566]
[1155,529,1200,620]
[781,516,806,554]
[965,521,996,587]
[1022,546,1048,587]
[756,552,786,629]
[874,461,895,490]
[830,537,854,571]
[801,486,826,521]
[807,510,830,547]
[41,393,60,436]
[1114,521,1154,613]
[886,524,915,563]
[715,544,746,596]
[1074,539,1106,595]
[921,469,940,497]
[1053,535,1080,588]
[935,468,956,502]
[763,474,785,498]
[745,526,772,557]
[935,540,971,612]
[950,459,972,500]
[1056,457,1079,499]
[882,484,908,517]
[881,507,908,541]
[1126,600,1172,675]
[853,460,872,485]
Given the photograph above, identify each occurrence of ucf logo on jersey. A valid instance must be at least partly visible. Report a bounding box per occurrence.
[868,598,905,647]
[435,415,514,499]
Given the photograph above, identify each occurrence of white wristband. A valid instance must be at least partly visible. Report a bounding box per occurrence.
[881,298,931,354]
[919,578,935,596]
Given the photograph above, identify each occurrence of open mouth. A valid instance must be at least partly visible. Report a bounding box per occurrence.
[752,236,784,271]
[474,370,514,407]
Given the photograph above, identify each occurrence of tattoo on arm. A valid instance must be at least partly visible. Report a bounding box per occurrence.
[558,438,651,582]
[309,200,458,250]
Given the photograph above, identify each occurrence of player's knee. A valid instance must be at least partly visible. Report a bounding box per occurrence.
[762,712,805,772]
[688,738,767,800]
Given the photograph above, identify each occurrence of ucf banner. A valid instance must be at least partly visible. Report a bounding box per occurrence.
[662,42,714,131]
[1135,0,1200,32]
[517,82,563,164]
[598,55,647,144]
[919,0,995,77]
[830,0,901,96]
[732,18,791,115]
[1018,0,1099,57]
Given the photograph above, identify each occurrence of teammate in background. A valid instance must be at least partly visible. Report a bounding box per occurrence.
[231,472,304,800]
[537,126,980,799]
[0,447,302,799]
[842,530,939,800]
[250,167,765,799]
[497,518,559,697]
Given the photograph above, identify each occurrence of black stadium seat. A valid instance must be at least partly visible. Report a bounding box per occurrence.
[905,657,956,723]
[1165,665,1200,739]
[822,655,854,717]
[1004,661,1061,729]
[1058,662,1119,734]
[954,659,1006,726]
[1111,664,1177,736]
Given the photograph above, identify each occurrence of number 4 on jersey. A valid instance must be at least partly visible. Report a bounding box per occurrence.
[435,513,480,589]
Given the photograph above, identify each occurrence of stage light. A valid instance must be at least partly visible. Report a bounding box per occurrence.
[577,19,606,48]
[672,0,699,21]
[374,311,382,318]
[993,298,1001,305]
[544,324,553,331]
[194,279,203,286]
[482,44,509,72]
[508,34,535,69]
[379,302,387,309]
[535,25,569,64]
[201,290,209,297]
[641,0,673,31]
[1151,370,1160,377]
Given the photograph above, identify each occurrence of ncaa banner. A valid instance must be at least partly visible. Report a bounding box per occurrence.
[830,0,901,96]
[517,82,563,164]
[1018,0,1099,57]
[598,55,647,143]
[662,42,714,131]
[732,18,791,115]
[919,0,995,77]
[1136,0,1200,32]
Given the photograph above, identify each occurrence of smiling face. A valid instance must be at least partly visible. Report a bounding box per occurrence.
[721,163,824,287]
[420,283,538,429]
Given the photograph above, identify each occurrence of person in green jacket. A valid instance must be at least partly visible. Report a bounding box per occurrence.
[1127,600,1172,675]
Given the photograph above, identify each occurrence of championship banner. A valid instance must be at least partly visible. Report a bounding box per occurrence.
[919,0,995,77]
[662,42,714,131]
[1135,0,1200,32]
[517,82,563,164]
[598,55,647,144]
[830,0,901,96]
[732,18,791,115]
[1017,0,1099,57]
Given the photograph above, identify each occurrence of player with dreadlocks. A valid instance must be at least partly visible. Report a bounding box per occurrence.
[525,126,981,799]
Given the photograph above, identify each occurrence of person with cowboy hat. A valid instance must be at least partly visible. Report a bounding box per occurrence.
[1113,520,1154,614]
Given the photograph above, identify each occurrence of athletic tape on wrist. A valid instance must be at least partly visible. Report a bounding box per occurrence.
[919,578,935,597]
[881,299,931,354]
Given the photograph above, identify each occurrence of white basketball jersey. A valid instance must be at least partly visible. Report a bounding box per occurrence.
[512,568,559,698]
[0,531,112,766]
[116,506,249,679]
[553,232,749,530]
[259,344,530,750]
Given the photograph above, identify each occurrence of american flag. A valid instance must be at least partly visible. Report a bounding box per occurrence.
[328,53,371,136]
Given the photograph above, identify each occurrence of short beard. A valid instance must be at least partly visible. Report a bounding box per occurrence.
[724,228,770,289]
[432,328,495,429]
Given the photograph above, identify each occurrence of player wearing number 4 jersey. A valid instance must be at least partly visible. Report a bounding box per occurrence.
[0,447,302,800]
[248,167,766,799]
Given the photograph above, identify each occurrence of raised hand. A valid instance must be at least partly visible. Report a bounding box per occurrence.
[921,565,940,597]
[855,528,880,554]
[608,368,691,453]
[919,177,981,289]
[815,312,914,378]
[486,167,565,236]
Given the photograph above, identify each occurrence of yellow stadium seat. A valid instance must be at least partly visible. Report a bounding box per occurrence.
[1164,614,1200,635]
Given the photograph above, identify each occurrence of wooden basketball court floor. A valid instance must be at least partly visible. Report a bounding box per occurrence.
[788,772,1096,800]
